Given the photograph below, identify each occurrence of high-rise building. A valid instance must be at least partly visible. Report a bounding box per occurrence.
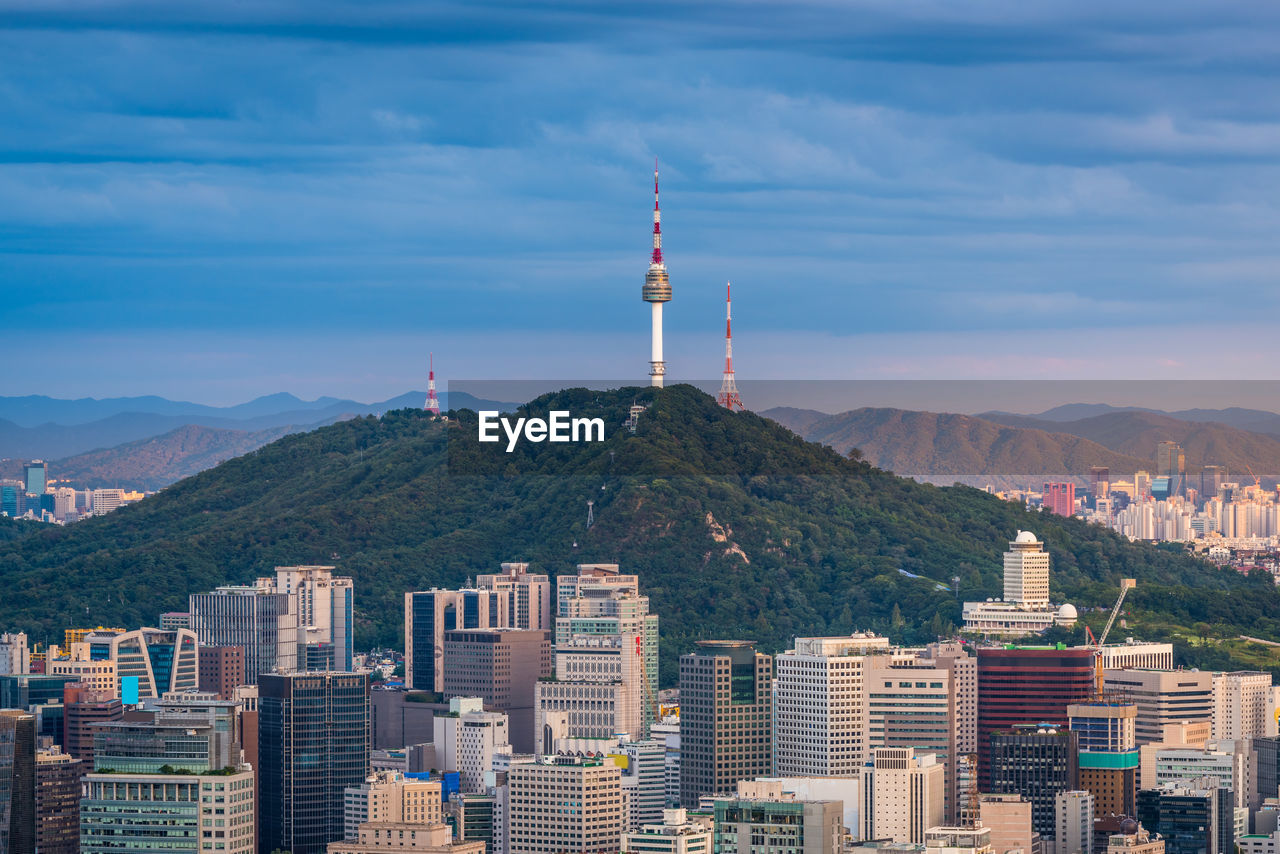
[405,588,510,693]
[679,640,772,807]
[259,566,355,672]
[1212,671,1275,740]
[199,644,246,700]
[61,684,122,764]
[160,612,192,630]
[507,755,625,854]
[92,692,242,773]
[190,585,299,683]
[1095,642,1174,672]
[342,771,442,840]
[1004,531,1051,607]
[1091,467,1112,500]
[858,747,946,844]
[433,698,511,794]
[621,808,713,854]
[989,725,1080,841]
[1043,482,1077,517]
[1056,790,1095,854]
[0,674,80,711]
[975,646,1094,787]
[0,634,29,676]
[642,160,672,387]
[773,633,893,777]
[442,628,552,753]
[0,710,35,854]
[535,564,659,741]
[1102,670,1214,746]
[49,648,117,695]
[713,780,843,854]
[475,564,552,632]
[22,461,45,496]
[1071,702,1139,818]
[259,672,371,854]
[1156,443,1185,482]
[34,744,80,854]
[609,738,666,830]
[88,627,199,700]
[1255,736,1280,814]
[1137,782,1234,854]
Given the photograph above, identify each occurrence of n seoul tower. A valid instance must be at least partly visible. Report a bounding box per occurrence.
[642,159,671,386]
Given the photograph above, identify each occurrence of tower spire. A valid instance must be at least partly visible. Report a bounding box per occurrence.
[717,282,743,411]
[424,353,441,415]
[641,158,672,387]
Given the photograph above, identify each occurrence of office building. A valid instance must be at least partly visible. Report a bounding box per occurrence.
[1137,782,1234,854]
[859,747,946,844]
[1095,642,1175,672]
[405,588,510,693]
[989,725,1079,841]
[609,738,666,830]
[62,685,122,764]
[1256,736,1280,811]
[371,689,440,751]
[476,563,553,631]
[342,771,442,840]
[49,650,117,695]
[199,644,246,700]
[327,822,484,854]
[923,826,995,854]
[927,641,979,755]
[92,692,241,773]
[1145,741,1246,796]
[1056,790,1094,854]
[621,807,713,854]
[0,634,28,676]
[446,792,496,853]
[22,461,45,496]
[1044,483,1077,517]
[0,710,35,854]
[976,646,1094,787]
[1102,670,1214,746]
[433,698,511,794]
[259,566,355,672]
[507,755,624,854]
[963,533,1078,636]
[773,633,893,777]
[978,794,1036,854]
[713,780,842,854]
[34,745,80,854]
[1071,702,1139,818]
[442,628,552,753]
[87,627,199,699]
[1212,671,1276,740]
[189,584,298,683]
[679,640,773,807]
[160,611,192,630]
[0,674,79,711]
[535,564,659,741]
[259,672,371,854]
[81,769,255,854]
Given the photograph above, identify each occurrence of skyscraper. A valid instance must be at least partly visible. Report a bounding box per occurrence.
[1043,482,1077,517]
[405,588,510,693]
[259,672,371,854]
[1004,531,1051,607]
[642,160,671,387]
[989,725,1080,840]
[34,745,80,854]
[260,566,355,672]
[535,564,659,741]
[507,755,625,854]
[92,627,199,700]
[475,563,552,632]
[858,747,946,844]
[1101,669,1213,746]
[679,640,772,807]
[441,628,552,753]
[190,584,298,683]
[21,461,45,496]
[1070,701,1139,818]
[975,646,1094,788]
[0,710,35,854]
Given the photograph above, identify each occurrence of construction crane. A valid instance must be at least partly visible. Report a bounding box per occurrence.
[1085,578,1136,695]
[1247,463,1262,490]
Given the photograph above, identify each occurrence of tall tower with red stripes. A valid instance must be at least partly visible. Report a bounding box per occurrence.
[423,353,441,415]
[641,159,671,387]
[717,283,743,410]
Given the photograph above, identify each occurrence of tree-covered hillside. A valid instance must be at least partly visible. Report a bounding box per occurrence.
[0,385,1274,685]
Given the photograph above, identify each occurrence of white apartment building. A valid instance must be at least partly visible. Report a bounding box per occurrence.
[433,698,511,794]
[1213,671,1277,740]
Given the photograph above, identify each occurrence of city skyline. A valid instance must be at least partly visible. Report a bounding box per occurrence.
[7,2,1280,400]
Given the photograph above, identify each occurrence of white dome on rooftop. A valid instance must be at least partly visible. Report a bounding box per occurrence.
[1058,603,1078,619]
[1014,530,1039,544]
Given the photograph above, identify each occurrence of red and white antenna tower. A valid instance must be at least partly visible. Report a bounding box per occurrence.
[424,353,441,415]
[717,282,743,410]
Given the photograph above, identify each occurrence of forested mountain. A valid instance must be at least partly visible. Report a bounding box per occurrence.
[764,406,1150,475]
[0,385,1274,685]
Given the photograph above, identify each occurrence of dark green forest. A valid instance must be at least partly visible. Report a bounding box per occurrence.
[0,385,1274,686]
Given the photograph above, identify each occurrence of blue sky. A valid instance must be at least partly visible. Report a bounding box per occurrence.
[5,1,1280,403]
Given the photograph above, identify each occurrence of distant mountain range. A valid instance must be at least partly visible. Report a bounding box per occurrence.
[986,403,1280,436]
[0,391,518,489]
[766,404,1280,478]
